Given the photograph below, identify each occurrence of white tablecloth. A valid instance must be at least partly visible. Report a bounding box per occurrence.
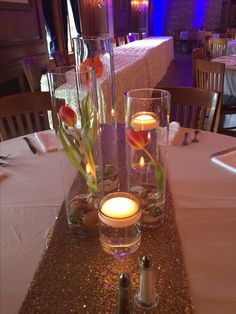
[227,40,236,56]
[212,56,236,97]
[1,128,236,314]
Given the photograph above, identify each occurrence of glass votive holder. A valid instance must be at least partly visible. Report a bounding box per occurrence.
[98,192,141,260]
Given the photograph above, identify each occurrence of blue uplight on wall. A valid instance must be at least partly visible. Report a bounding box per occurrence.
[149,0,168,36]
[193,0,207,28]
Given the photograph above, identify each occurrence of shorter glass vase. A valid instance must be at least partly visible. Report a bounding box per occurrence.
[125,89,170,229]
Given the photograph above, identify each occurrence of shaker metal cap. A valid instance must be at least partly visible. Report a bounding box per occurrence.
[119,272,131,288]
[141,256,152,268]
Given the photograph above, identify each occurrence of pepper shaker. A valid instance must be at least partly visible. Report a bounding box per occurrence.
[135,256,159,309]
[116,272,133,314]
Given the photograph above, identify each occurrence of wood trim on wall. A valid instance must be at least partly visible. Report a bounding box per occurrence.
[0,0,33,10]
[0,0,48,95]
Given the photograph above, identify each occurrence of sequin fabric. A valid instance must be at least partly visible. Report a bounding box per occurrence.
[20,187,193,314]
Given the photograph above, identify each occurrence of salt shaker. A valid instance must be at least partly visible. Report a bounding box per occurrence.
[116,272,133,314]
[135,256,159,309]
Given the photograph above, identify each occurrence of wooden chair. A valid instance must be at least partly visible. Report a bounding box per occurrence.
[202,31,212,54]
[195,59,225,131]
[52,50,70,67]
[160,86,220,132]
[117,36,126,46]
[0,92,59,140]
[186,29,200,52]
[111,38,117,49]
[172,29,181,51]
[192,47,208,86]
[129,32,140,40]
[141,32,148,39]
[21,54,49,92]
[126,34,136,43]
[208,38,228,59]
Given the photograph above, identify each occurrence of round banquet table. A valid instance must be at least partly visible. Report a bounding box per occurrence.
[0,127,236,314]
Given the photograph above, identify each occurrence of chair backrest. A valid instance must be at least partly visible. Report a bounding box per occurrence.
[126,34,136,43]
[191,47,208,86]
[0,92,59,140]
[202,31,212,53]
[141,32,148,39]
[160,86,219,132]
[208,38,228,58]
[117,36,126,46]
[129,32,140,40]
[195,59,225,130]
[195,59,225,93]
[52,50,70,67]
[21,54,48,92]
[111,37,117,48]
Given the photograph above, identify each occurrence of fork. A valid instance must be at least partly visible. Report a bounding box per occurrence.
[0,154,11,160]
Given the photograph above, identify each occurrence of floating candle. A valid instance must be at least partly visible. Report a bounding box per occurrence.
[99,192,141,228]
[131,112,158,131]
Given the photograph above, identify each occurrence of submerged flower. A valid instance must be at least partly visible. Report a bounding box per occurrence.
[126,128,148,150]
[93,57,103,77]
[126,127,164,195]
[80,57,103,79]
[59,105,77,127]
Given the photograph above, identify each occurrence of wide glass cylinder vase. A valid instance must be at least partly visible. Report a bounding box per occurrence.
[73,36,119,193]
[125,89,170,228]
[47,65,103,237]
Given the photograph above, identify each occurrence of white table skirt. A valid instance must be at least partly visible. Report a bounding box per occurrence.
[212,56,236,97]
[1,128,236,314]
[227,40,236,56]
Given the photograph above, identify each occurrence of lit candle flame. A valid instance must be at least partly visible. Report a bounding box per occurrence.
[139,156,145,168]
[86,163,91,174]
[147,132,151,140]
[111,108,115,116]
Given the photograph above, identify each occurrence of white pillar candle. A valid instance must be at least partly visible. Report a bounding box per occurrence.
[131,112,158,131]
[99,192,141,228]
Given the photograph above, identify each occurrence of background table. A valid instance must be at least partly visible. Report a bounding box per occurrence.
[226,40,236,56]
[1,128,236,313]
[41,37,174,123]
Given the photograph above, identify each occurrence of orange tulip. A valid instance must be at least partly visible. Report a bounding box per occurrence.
[93,56,103,78]
[59,105,77,127]
[126,128,148,150]
[80,57,103,80]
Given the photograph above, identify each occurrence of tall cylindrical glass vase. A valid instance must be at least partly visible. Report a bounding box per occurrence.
[73,37,119,193]
[125,88,170,229]
[47,65,103,237]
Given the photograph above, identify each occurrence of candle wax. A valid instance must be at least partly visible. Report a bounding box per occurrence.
[101,197,139,218]
[131,112,158,131]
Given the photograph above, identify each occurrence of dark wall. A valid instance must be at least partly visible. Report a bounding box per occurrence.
[113,0,130,37]
[0,0,48,96]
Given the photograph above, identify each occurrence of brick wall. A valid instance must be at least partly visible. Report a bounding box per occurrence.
[149,0,225,35]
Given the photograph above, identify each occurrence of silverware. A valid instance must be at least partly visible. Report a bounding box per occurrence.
[0,154,11,160]
[23,137,38,155]
[0,161,9,167]
[210,146,236,158]
[182,132,189,145]
[192,130,200,143]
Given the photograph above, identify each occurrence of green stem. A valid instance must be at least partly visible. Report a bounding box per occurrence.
[143,147,164,194]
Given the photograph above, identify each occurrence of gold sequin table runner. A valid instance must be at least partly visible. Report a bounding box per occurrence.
[20,186,193,314]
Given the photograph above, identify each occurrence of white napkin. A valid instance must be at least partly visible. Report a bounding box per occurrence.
[169,121,181,145]
[35,130,61,153]
[211,147,236,174]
